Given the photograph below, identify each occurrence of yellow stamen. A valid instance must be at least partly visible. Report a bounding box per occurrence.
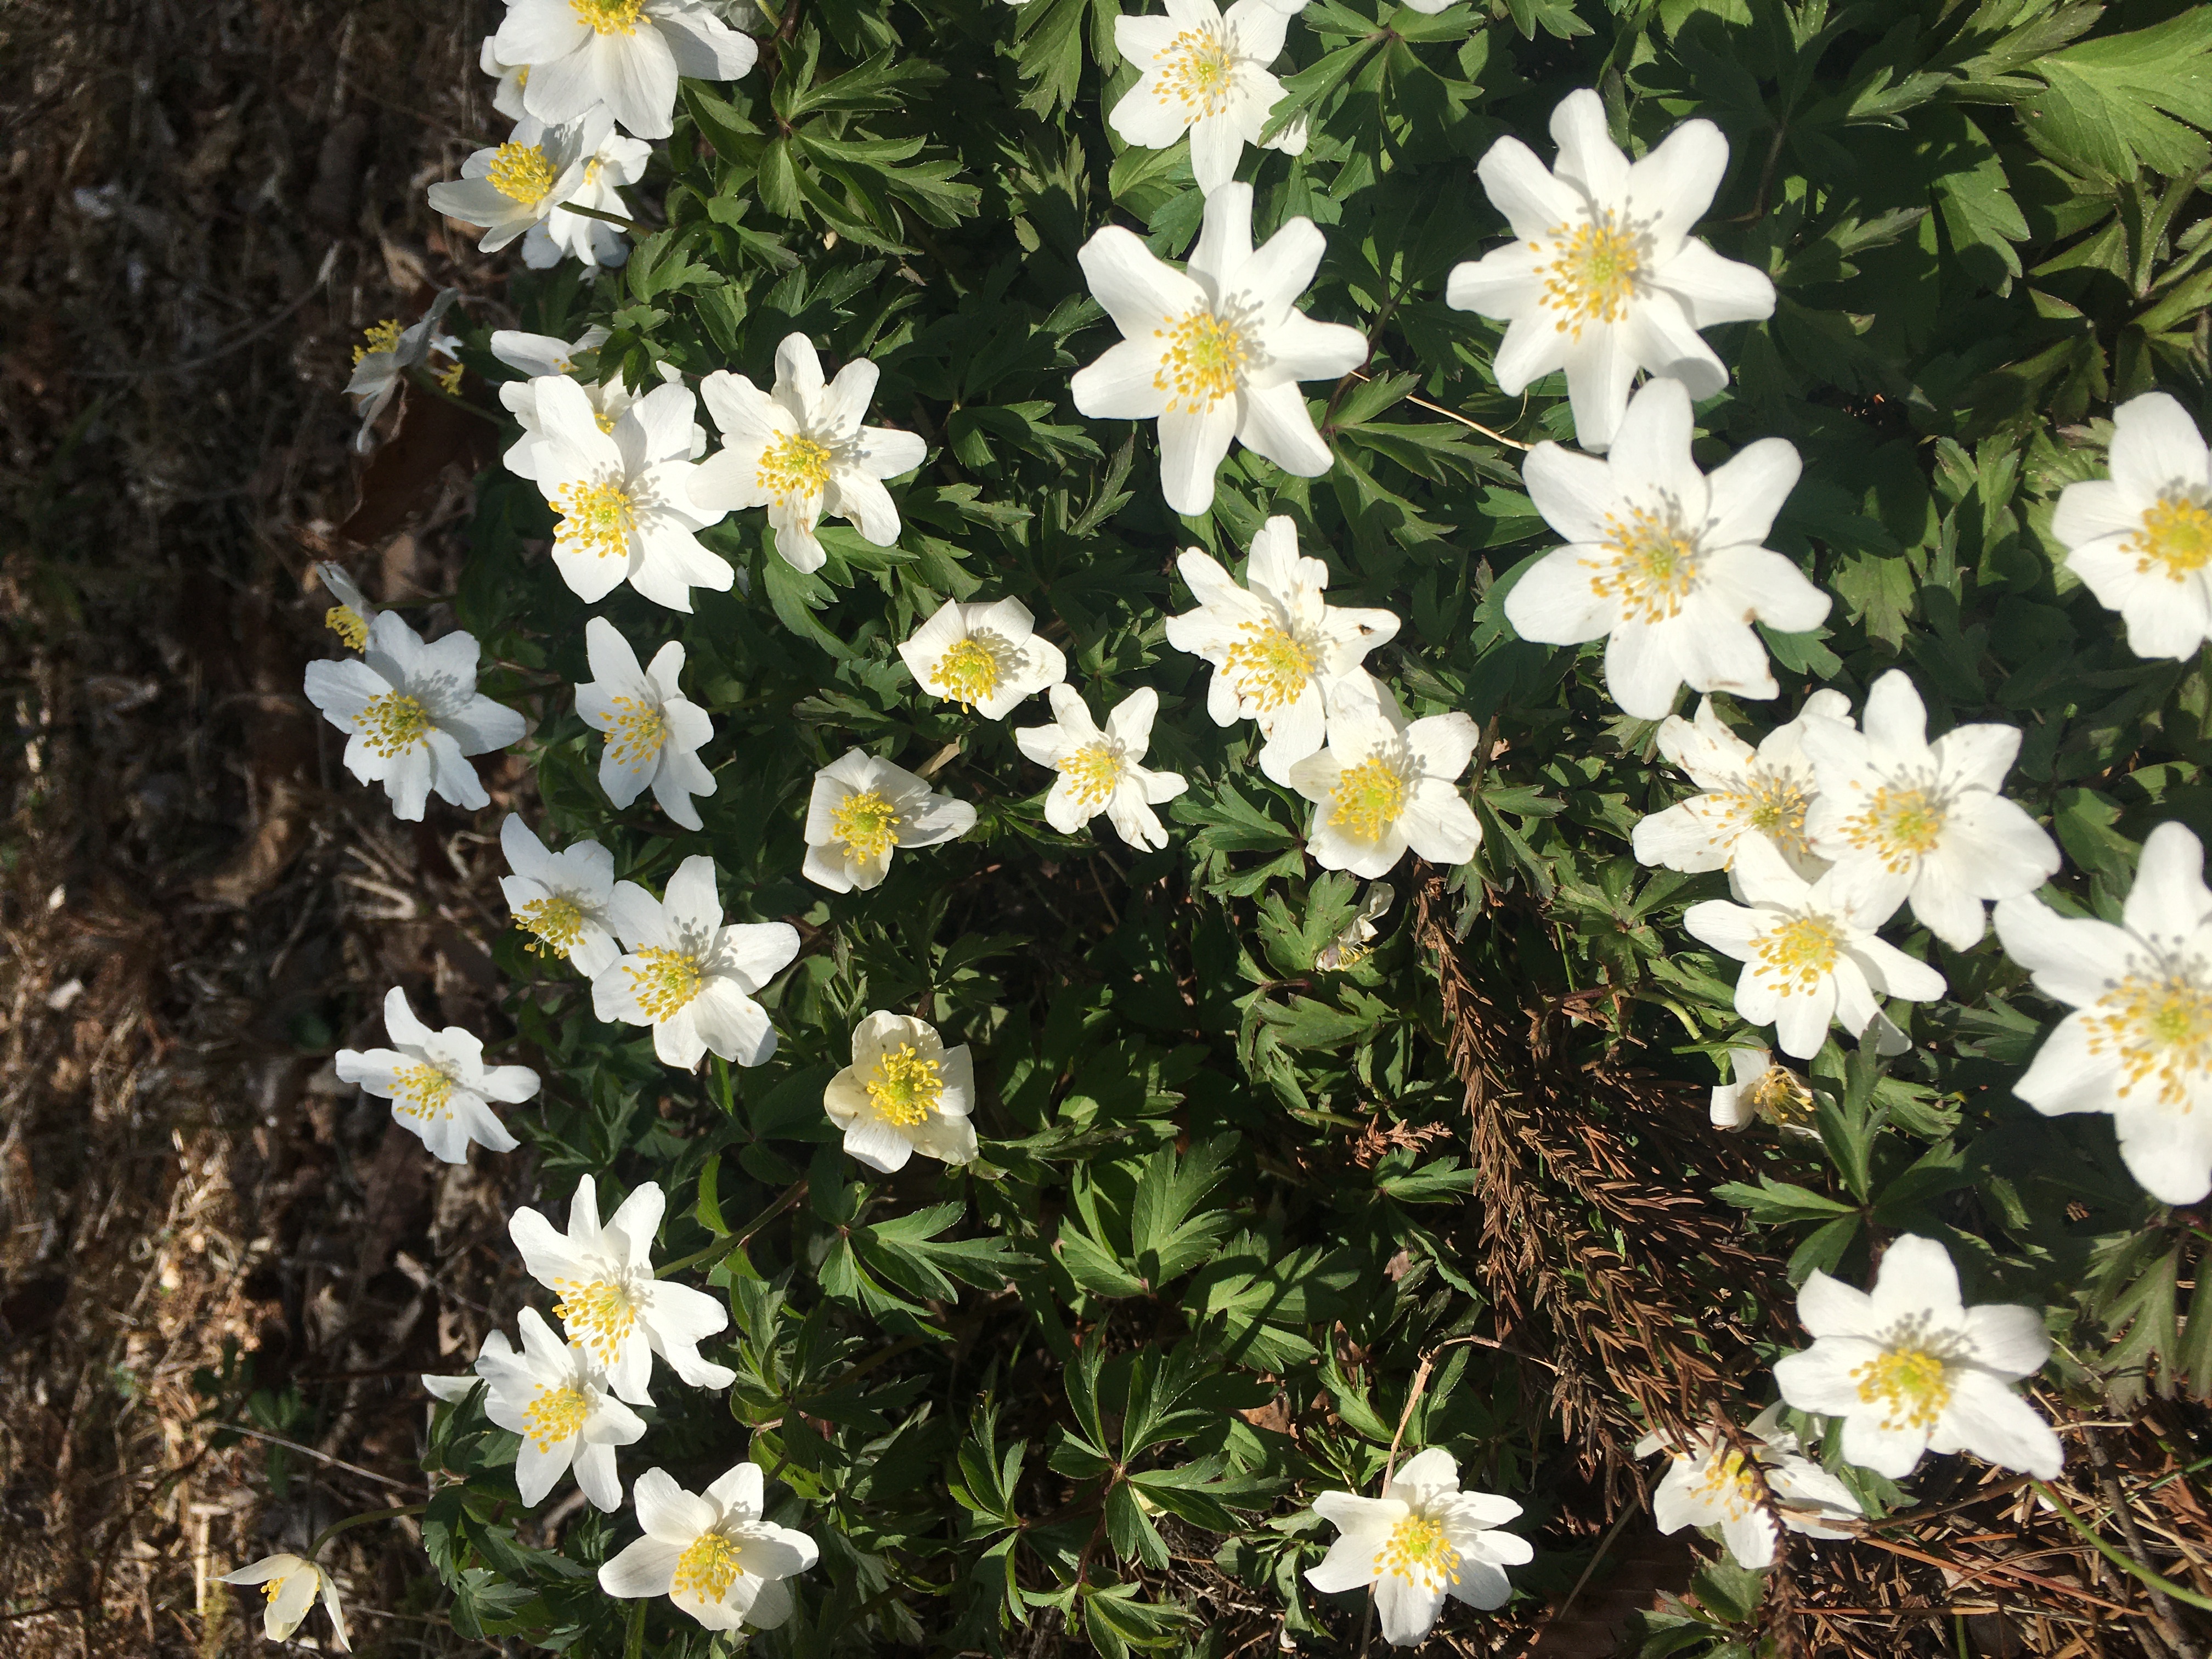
[1841,784,1947,872]
[627,946,702,1019]
[757,431,834,505]
[487,141,558,207]
[1753,913,1845,991]
[393,1062,455,1121]
[326,605,370,650]
[2086,967,2212,1108]
[359,690,431,758]
[1059,744,1123,809]
[522,1386,590,1451]
[606,696,669,769]
[1152,308,1253,414]
[2130,494,2212,578]
[672,1533,742,1602]
[552,1277,637,1361]
[1156,22,1238,117]
[1691,1447,1759,1520]
[830,788,900,863]
[1724,770,1813,863]
[1589,504,1701,624]
[928,635,1007,709]
[1542,211,1644,335]
[1372,1513,1462,1589]
[1748,1064,1816,1126]
[1852,1346,1953,1432]
[1329,756,1406,842]
[554,479,636,560]
[572,0,646,35]
[516,895,586,960]
[866,1042,944,1127]
[354,319,403,364]
[1221,619,1316,713]
[436,360,465,395]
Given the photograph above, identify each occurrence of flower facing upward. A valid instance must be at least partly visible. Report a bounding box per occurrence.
[499,814,639,978]
[1014,685,1189,851]
[336,987,539,1163]
[1070,183,1366,515]
[599,1462,819,1630]
[802,751,977,893]
[426,109,598,256]
[1284,691,1482,879]
[1109,0,1305,193]
[1708,1046,1816,1132]
[1446,88,1775,452]
[591,854,799,1070]
[823,1012,979,1172]
[1774,1234,2062,1480]
[427,1309,645,1510]
[315,562,378,653]
[493,0,758,142]
[1637,1404,1861,1570]
[1304,1448,1531,1646]
[218,1555,349,1652]
[1506,377,1826,719]
[897,597,1067,720]
[1632,692,1852,881]
[575,617,718,831]
[2051,392,2212,661]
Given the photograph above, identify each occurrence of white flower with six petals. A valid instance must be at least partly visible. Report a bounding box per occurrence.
[2050,391,2212,662]
[336,987,538,1163]
[1632,691,1850,881]
[576,617,718,831]
[500,814,637,977]
[823,1011,980,1172]
[896,597,1067,719]
[598,1462,817,1630]
[802,751,977,893]
[425,1308,646,1510]
[1109,0,1305,194]
[1637,1404,1862,1570]
[494,0,758,141]
[1014,685,1189,851]
[427,110,601,256]
[592,855,799,1069]
[1284,692,1482,878]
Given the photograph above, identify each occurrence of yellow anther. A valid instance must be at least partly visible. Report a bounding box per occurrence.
[1222,619,1316,713]
[522,1386,590,1451]
[1589,504,1701,624]
[830,788,900,862]
[606,696,669,769]
[1753,913,1846,990]
[1542,212,1644,335]
[393,1062,456,1120]
[1152,308,1253,414]
[627,946,702,1019]
[516,895,586,959]
[1852,1346,1953,1432]
[554,479,636,560]
[757,431,834,504]
[2130,494,2212,577]
[487,142,558,206]
[360,690,432,757]
[866,1042,944,1127]
[1329,756,1406,842]
[326,605,370,650]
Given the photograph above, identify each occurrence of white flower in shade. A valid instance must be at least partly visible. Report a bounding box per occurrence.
[526,117,651,268]
[1445,88,1775,453]
[481,35,531,119]
[1708,1046,1816,1132]
[499,815,637,976]
[218,1555,349,1651]
[493,330,708,481]
[1014,685,1188,851]
[1633,692,1852,881]
[897,597,1067,719]
[1109,0,1305,194]
[1994,821,2212,1205]
[1506,377,1825,719]
[802,751,977,893]
[1636,1404,1861,1570]
[522,375,731,611]
[1316,881,1395,970]
[1304,1448,1531,1645]
[1683,834,1944,1060]
[1774,1234,2062,1480]
[592,855,799,1070]
[510,1175,736,1402]
[303,611,526,822]
[315,562,378,652]
[345,289,460,451]
[1284,692,1481,879]
[823,1012,979,1172]
[1799,670,2060,952]
[494,0,758,142]
[427,110,601,255]
[492,324,612,380]
[1071,183,1365,516]
[575,617,717,831]
[599,1463,818,1631]
[1164,515,1399,783]
[689,334,928,575]
[336,987,537,1164]
[2051,392,2212,661]
[445,1310,645,1509]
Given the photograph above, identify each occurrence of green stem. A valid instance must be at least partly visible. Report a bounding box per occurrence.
[561,201,654,238]
[307,1504,426,1562]
[657,1177,810,1278]
[404,367,504,426]
[2030,1479,2212,1613]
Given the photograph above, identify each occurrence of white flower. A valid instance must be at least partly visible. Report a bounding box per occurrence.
[1799,670,2060,952]
[315,562,378,652]
[2051,392,2212,660]
[303,611,526,822]
[1109,0,1305,194]
[1445,88,1775,452]
[493,328,708,479]
[218,1555,349,1651]
[599,1462,818,1631]
[896,597,1067,719]
[1708,1046,1815,1132]
[1284,692,1481,879]
[1773,1234,2062,1480]
[510,1174,736,1401]
[1994,821,2212,1205]
[1632,692,1852,881]
[336,988,537,1163]
[802,751,977,893]
[480,34,531,119]
[1014,685,1189,851]
[1070,183,1365,515]
[499,814,636,975]
[1316,881,1395,970]
[492,324,611,379]
[576,617,718,830]
[426,109,599,255]
[494,0,758,142]
[1637,1404,1861,1569]
[824,1011,979,1172]
[1505,377,1825,719]
[434,1310,645,1509]
[689,334,928,574]
[1164,514,1398,783]
[592,854,799,1069]
[1303,1447,1531,1646]
[526,117,651,268]
[521,375,732,611]
[344,288,460,451]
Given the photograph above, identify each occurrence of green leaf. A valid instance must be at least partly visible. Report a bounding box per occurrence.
[2010,10,2212,179]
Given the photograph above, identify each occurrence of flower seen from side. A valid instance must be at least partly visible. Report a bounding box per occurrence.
[1014,684,1189,851]
[592,854,799,1069]
[1317,881,1395,970]
[823,1012,979,1172]
[493,0,758,141]
[493,328,707,481]
[575,617,718,830]
[1284,691,1482,879]
[218,1555,349,1652]
[1708,1046,1816,1132]
[1632,691,1851,881]
[599,1462,819,1630]
[527,116,652,268]
[897,596,1067,719]
[1637,1404,1862,1569]
[426,110,598,256]
[336,987,538,1163]
[479,34,530,119]
[802,751,977,893]
[344,287,459,451]
[315,561,378,652]
[1109,0,1305,194]
[430,1310,645,1509]
[499,814,638,977]
[2050,391,2212,662]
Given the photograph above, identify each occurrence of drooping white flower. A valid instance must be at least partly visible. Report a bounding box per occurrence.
[1316,881,1395,970]
[1505,377,1825,719]
[1109,0,1305,194]
[1994,821,2212,1205]
[1636,1404,1862,1569]
[479,35,531,119]
[1774,1234,2062,1480]
[510,1174,736,1402]
[1799,670,2060,952]
[599,1462,818,1631]
[303,611,526,822]
[1707,1046,1815,1132]
[1070,183,1365,516]
[1013,685,1188,850]
[689,334,928,574]
[2051,392,2212,661]
[493,328,708,480]
[218,1555,349,1652]
[524,116,651,268]
[344,288,460,451]
[492,324,611,380]
[896,597,1067,719]
[575,617,717,831]
[1284,692,1481,879]
[823,1012,979,1173]
[1446,88,1775,452]
[1164,514,1398,783]
[315,562,378,653]
[426,110,599,256]
[1304,1448,1531,1646]
[499,815,637,976]
[493,0,758,142]
[592,854,798,1070]
[336,988,538,1163]
[1632,692,1852,881]
[1682,833,1945,1060]
[802,751,977,893]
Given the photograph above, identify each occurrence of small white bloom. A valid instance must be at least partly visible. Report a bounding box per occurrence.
[427,110,599,255]
[1506,377,1825,719]
[897,597,1067,719]
[575,617,718,830]
[592,854,799,1070]
[1708,1046,1815,1132]
[1446,88,1775,452]
[2051,392,2212,661]
[1015,685,1189,851]
[1164,514,1398,783]
[599,1462,818,1630]
[1774,1233,2062,1481]
[1799,670,2060,952]
[303,610,526,822]
[480,34,531,119]
[824,1011,979,1172]
[491,324,610,379]
[510,1173,736,1402]
[1633,691,1852,881]
[689,334,928,574]
[493,328,708,479]
[527,117,651,268]
[315,562,378,653]
[1304,1447,1531,1646]
[438,1311,646,1509]
[1071,183,1365,516]
[1637,1404,1862,1569]
[802,751,977,893]
[494,0,758,142]
[218,1554,349,1651]
[337,988,537,1163]
[1109,0,1305,194]
[1995,821,2212,1205]
[1316,881,1395,970]
[499,814,637,976]
[344,288,460,451]
[1284,692,1481,879]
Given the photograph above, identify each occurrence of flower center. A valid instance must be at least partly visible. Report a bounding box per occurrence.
[1222,618,1317,714]
[757,431,834,505]
[1691,1448,1759,1521]
[1748,1064,1816,1126]
[2131,493,2212,578]
[1843,783,1948,871]
[2086,964,2212,1108]
[359,690,432,758]
[1852,1345,1953,1432]
[627,946,703,1019]
[572,0,646,33]
[522,1385,591,1451]
[606,696,669,769]
[1731,771,1812,861]
[830,788,901,863]
[928,635,1007,708]
[1372,1513,1462,1590]
[516,894,586,959]
[554,479,636,560]
[261,1576,289,1604]
[1541,210,1644,333]
[673,1532,743,1603]
[1059,743,1124,808]
[1754,912,1845,990]
[392,1061,456,1120]
[1158,22,1239,118]
[1153,307,1255,415]
[354,319,402,364]
[1329,756,1407,842]
[866,1042,944,1127]
[552,1275,640,1360]
[1593,503,1701,624]
[488,141,558,206]
[325,605,369,650]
